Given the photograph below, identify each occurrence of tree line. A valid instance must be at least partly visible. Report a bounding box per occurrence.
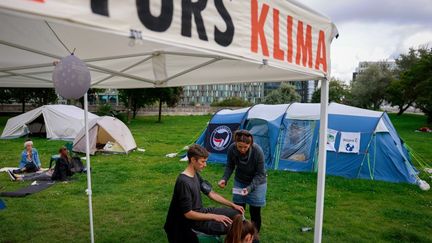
[310,47,432,123]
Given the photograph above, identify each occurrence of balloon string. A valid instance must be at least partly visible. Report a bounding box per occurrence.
[44,20,72,55]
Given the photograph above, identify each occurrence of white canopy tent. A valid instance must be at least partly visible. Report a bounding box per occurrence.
[0,1,337,242]
[1,105,99,140]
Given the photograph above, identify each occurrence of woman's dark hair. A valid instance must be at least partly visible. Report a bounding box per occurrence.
[187,144,209,163]
[225,215,256,243]
[234,130,253,145]
[25,138,32,142]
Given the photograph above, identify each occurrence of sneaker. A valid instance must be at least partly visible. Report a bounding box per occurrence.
[6,170,16,181]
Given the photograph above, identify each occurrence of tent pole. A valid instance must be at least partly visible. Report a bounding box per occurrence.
[84,93,95,243]
[314,78,329,243]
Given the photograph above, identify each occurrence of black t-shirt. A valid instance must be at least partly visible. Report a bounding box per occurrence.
[164,173,210,243]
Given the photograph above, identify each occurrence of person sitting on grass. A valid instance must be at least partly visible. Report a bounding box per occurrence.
[164,144,245,243]
[12,139,41,174]
[225,214,257,243]
[7,146,72,182]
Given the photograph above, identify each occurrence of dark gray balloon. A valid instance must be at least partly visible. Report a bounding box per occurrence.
[52,55,91,99]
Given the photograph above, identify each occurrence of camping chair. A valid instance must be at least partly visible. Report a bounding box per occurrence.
[193,229,223,243]
[49,142,74,169]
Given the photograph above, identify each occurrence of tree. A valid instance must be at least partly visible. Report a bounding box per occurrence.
[386,48,424,115]
[118,89,156,122]
[351,62,394,110]
[32,88,57,107]
[406,48,432,123]
[211,97,252,107]
[0,88,58,113]
[311,79,351,104]
[263,83,301,104]
[152,87,183,123]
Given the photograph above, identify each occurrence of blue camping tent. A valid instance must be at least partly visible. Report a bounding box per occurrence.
[196,103,419,184]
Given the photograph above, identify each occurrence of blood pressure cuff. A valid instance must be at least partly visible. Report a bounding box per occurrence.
[201,180,212,195]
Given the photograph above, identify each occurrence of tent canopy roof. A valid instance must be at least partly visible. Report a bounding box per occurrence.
[0,0,337,89]
[213,102,385,123]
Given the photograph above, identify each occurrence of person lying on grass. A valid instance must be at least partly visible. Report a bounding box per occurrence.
[164,144,245,243]
[12,139,41,174]
[7,146,72,182]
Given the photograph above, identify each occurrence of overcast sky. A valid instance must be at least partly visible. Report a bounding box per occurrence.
[301,0,432,82]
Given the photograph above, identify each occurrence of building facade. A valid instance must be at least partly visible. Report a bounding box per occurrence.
[180,80,317,106]
[352,61,396,81]
[180,83,265,106]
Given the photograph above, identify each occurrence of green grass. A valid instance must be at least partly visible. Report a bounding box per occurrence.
[0,114,431,243]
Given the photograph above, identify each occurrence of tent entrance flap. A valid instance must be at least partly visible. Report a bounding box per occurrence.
[245,119,272,167]
[27,114,46,137]
[96,126,124,153]
[281,119,316,162]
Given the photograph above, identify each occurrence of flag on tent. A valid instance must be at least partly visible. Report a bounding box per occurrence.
[338,132,361,154]
[326,129,338,152]
[205,123,240,154]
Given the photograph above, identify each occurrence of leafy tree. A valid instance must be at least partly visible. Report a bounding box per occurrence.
[264,83,301,104]
[118,89,156,122]
[386,48,424,115]
[405,48,432,123]
[351,62,394,110]
[311,79,351,104]
[32,88,58,107]
[211,97,252,107]
[152,87,183,123]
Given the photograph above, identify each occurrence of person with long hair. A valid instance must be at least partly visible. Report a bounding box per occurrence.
[225,215,256,243]
[7,147,72,182]
[218,130,267,236]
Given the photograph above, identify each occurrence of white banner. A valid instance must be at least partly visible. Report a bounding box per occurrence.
[0,0,337,76]
[326,129,338,152]
[338,132,361,154]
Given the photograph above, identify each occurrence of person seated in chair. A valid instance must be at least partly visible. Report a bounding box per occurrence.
[12,139,41,174]
[8,147,72,182]
[164,144,245,243]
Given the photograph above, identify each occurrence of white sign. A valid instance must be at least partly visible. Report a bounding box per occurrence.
[338,132,361,154]
[326,129,338,152]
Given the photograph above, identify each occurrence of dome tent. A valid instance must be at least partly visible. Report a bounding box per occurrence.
[1,105,99,140]
[196,103,420,184]
[73,116,136,155]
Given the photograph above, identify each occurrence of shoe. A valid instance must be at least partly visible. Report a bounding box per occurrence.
[6,170,16,181]
[12,169,22,174]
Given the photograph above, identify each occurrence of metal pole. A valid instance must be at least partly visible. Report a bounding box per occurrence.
[84,93,95,243]
[314,78,329,243]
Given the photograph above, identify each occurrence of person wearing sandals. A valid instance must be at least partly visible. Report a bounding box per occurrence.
[218,130,267,239]
[12,139,41,174]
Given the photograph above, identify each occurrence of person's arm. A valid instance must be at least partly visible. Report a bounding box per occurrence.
[219,147,235,187]
[34,149,41,168]
[19,151,26,169]
[208,191,244,214]
[246,147,266,193]
[184,210,233,226]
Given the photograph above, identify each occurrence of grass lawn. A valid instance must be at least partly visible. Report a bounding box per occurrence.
[0,114,431,243]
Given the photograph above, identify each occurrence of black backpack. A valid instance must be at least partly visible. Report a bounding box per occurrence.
[70,157,85,173]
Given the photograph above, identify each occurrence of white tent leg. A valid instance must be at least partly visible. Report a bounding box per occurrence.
[84,93,95,243]
[314,78,329,243]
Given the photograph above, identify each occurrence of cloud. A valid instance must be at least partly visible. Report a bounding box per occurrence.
[302,0,432,27]
[300,0,432,82]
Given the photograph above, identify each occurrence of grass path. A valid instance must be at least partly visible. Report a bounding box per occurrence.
[0,114,431,242]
